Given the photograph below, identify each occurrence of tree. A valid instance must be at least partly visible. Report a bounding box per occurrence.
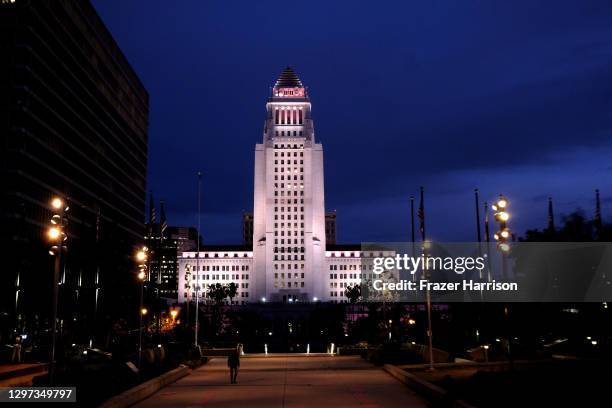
[521,210,611,242]
[344,285,361,303]
[227,283,238,305]
[208,283,227,305]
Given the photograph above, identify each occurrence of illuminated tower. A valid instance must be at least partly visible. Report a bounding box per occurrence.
[252,67,326,302]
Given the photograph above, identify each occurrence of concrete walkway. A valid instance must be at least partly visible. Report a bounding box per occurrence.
[134,355,427,408]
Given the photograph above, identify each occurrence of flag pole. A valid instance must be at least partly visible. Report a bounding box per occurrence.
[419,187,434,371]
[484,201,492,282]
[595,189,602,240]
[410,196,416,284]
[475,189,482,275]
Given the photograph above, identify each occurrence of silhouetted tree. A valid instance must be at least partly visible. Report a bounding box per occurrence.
[208,283,228,305]
[227,282,238,305]
[344,285,361,303]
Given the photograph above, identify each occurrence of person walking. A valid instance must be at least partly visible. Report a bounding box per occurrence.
[11,335,22,363]
[227,349,240,384]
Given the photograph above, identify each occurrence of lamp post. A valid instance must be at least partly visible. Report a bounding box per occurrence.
[492,195,511,279]
[492,195,513,367]
[136,247,148,370]
[47,196,68,385]
[422,239,434,371]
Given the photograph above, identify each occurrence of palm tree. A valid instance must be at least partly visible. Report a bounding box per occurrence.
[344,285,361,323]
[227,282,238,305]
[345,284,361,303]
[208,283,227,305]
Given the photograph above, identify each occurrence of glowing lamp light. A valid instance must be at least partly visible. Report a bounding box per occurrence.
[408,319,416,325]
[493,233,500,241]
[141,308,148,316]
[51,197,63,209]
[498,243,511,253]
[136,251,147,262]
[497,199,507,209]
[501,229,510,239]
[48,227,61,240]
[499,212,509,221]
[170,310,178,319]
[138,271,146,281]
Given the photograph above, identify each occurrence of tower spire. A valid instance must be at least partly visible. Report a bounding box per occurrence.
[148,191,156,236]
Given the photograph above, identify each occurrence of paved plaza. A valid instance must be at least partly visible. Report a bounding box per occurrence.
[134,355,427,408]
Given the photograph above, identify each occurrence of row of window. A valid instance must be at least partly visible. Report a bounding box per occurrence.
[275,222,300,229]
[274,233,302,240]
[275,130,303,137]
[187,274,250,281]
[275,272,305,279]
[329,264,378,271]
[275,281,305,288]
[275,198,303,205]
[274,206,304,212]
[273,247,305,253]
[274,144,303,149]
[274,108,303,124]
[274,239,305,245]
[274,152,303,158]
[273,263,305,270]
[274,176,305,184]
[274,255,304,261]
[274,191,304,197]
[189,265,250,272]
[275,159,303,165]
[329,264,360,271]
[274,214,304,221]
[330,273,360,279]
[274,167,304,175]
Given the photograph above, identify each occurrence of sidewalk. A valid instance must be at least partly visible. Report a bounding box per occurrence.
[0,363,48,387]
[134,355,428,408]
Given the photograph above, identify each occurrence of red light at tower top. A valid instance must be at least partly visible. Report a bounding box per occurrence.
[274,87,305,97]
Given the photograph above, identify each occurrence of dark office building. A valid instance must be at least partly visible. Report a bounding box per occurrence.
[168,226,198,254]
[242,211,254,247]
[0,0,148,342]
[325,211,337,245]
[145,229,179,299]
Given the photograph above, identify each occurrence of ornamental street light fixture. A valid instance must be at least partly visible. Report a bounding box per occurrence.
[492,194,513,367]
[47,196,69,385]
[136,247,148,370]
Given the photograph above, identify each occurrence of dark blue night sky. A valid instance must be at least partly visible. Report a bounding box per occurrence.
[93,0,612,244]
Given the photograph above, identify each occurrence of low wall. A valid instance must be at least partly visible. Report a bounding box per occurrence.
[98,365,190,408]
[383,364,475,408]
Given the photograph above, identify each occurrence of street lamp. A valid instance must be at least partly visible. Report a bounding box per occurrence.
[492,195,511,276]
[47,196,68,385]
[492,194,513,367]
[136,247,148,370]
